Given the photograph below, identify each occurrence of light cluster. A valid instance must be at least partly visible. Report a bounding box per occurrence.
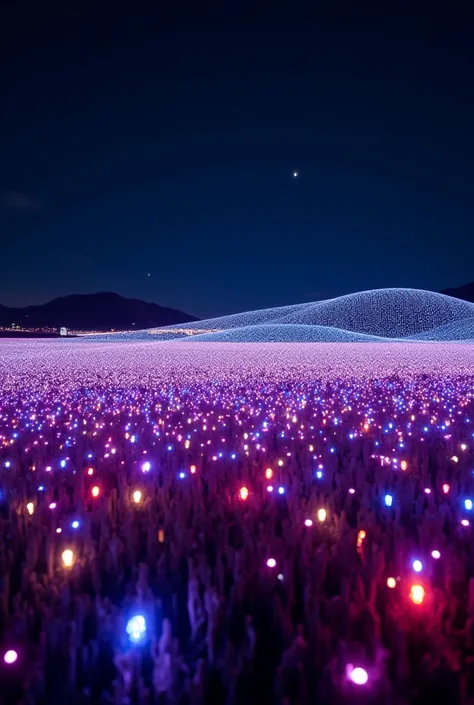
[137,288,474,343]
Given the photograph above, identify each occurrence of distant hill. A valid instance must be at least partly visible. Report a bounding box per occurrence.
[0,292,198,331]
[441,282,474,304]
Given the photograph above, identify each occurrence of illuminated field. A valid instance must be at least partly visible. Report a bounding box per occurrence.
[1,340,474,393]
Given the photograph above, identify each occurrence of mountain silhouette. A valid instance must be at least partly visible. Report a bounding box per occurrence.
[0,292,198,331]
[441,282,474,303]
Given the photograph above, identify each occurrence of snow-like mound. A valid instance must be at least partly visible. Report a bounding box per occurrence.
[77,288,474,344]
[181,324,386,343]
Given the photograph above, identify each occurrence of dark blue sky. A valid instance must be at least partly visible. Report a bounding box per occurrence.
[1,2,473,318]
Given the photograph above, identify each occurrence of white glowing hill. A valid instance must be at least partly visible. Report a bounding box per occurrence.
[81,289,474,343]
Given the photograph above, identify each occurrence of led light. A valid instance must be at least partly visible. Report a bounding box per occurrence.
[267,485,274,492]
[62,549,74,568]
[142,461,151,472]
[410,584,425,605]
[400,460,408,471]
[461,519,470,527]
[87,468,94,476]
[464,499,473,511]
[91,485,100,498]
[278,486,285,495]
[266,558,276,568]
[442,483,450,494]
[387,577,396,588]
[190,465,196,474]
[26,502,34,516]
[346,665,368,685]
[71,520,80,529]
[239,486,249,501]
[133,490,142,504]
[316,471,323,479]
[349,488,355,494]
[384,494,393,507]
[49,502,57,510]
[4,649,18,665]
[317,508,327,522]
[431,550,441,559]
[265,468,273,480]
[126,615,147,644]
[412,560,423,573]
[304,519,313,527]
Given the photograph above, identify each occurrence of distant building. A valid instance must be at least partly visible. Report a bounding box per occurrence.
[59,327,68,337]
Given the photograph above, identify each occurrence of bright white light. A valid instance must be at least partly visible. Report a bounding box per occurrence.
[266,558,276,568]
[431,550,441,560]
[384,494,393,507]
[413,560,423,573]
[126,614,147,643]
[142,461,151,472]
[4,649,18,665]
[304,519,313,527]
[347,665,368,685]
[465,499,473,511]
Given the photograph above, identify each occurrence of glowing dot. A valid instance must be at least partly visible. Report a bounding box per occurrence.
[179,471,186,479]
[384,494,393,507]
[62,549,74,568]
[412,560,423,573]
[133,490,142,504]
[142,461,151,472]
[400,460,408,471]
[49,502,56,510]
[266,558,276,568]
[239,486,249,501]
[267,485,274,492]
[56,527,62,534]
[126,615,147,643]
[265,468,273,480]
[461,444,467,451]
[304,519,313,527]
[277,460,284,467]
[71,520,80,529]
[4,649,18,665]
[443,483,450,494]
[26,502,34,516]
[387,577,396,588]
[91,485,100,498]
[451,456,459,463]
[293,170,298,178]
[431,550,441,559]
[190,465,196,474]
[410,584,425,605]
[278,486,285,495]
[461,519,470,527]
[87,468,94,476]
[316,471,323,479]
[465,499,473,511]
[349,488,355,494]
[347,665,368,685]
[277,573,284,581]
[317,508,327,522]
[424,488,431,494]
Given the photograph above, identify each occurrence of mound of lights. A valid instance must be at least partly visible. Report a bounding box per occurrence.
[80,288,474,343]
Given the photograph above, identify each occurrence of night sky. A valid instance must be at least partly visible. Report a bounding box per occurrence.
[1,2,473,319]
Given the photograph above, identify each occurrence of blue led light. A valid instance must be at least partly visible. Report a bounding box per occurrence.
[126,614,147,644]
[71,520,80,529]
[465,499,473,511]
[384,494,393,507]
[142,461,151,472]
